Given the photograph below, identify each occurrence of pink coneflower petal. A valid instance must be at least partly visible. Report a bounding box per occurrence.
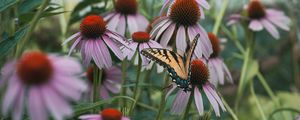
[214,59,225,85]
[0,60,16,87]
[150,18,169,37]
[206,85,226,111]
[171,89,191,114]
[14,88,24,120]
[165,83,177,100]
[104,81,120,93]
[2,77,21,115]
[194,86,204,116]
[199,6,205,19]
[116,15,126,35]
[28,87,47,120]
[194,25,212,58]
[266,15,290,31]
[160,0,171,15]
[208,61,218,85]
[68,36,82,56]
[223,62,233,83]
[127,15,138,34]
[196,0,210,9]
[149,40,163,49]
[82,40,93,66]
[160,24,175,47]
[62,32,80,45]
[203,85,220,116]
[260,19,279,39]
[136,14,149,31]
[105,31,130,48]
[104,13,116,21]
[123,42,138,60]
[94,40,113,68]
[100,87,110,99]
[42,86,72,120]
[176,26,187,55]
[249,20,263,31]
[51,56,82,75]
[155,21,172,41]
[79,114,101,119]
[103,36,124,60]
[107,14,120,31]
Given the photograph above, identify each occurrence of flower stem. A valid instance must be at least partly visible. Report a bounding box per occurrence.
[92,64,103,110]
[222,97,239,120]
[181,90,194,120]
[16,0,50,57]
[120,60,128,108]
[129,54,142,115]
[212,0,229,34]
[155,74,169,120]
[250,81,267,120]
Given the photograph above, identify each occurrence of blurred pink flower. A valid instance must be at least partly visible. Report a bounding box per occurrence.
[151,0,212,58]
[122,32,162,65]
[160,0,210,19]
[227,0,290,39]
[166,59,225,116]
[104,0,149,36]
[0,52,87,120]
[86,66,122,99]
[79,108,129,120]
[63,15,129,69]
[206,33,233,85]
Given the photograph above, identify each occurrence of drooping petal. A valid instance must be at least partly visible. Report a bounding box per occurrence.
[214,59,225,85]
[196,0,210,9]
[50,56,83,76]
[249,20,263,31]
[0,60,16,87]
[150,19,169,37]
[107,14,120,31]
[104,80,120,94]
[203,85,220,116]
[194,86,204,116]
[79,114,101,120]
[136,14,149,31]
[148,40,163,49]
[116,15,126,35]
[159,0,171,15]
[176,26,187,55]
[82,40,93,66]
[104,13,116,21]
[160,24,176,47]
[171,90,191,114]
[100,87,110,99]
[127,15,138,34]
[194,25,212,59]
[28,87,47,120]
[94,40,113,69]
[206,85,226,111]
[103,36,124,60]
[165,83,176,100]
[260,19,280,39]
[68,37,82,56]
[123,42,138,60]
[13,86,25,120]
[155,20,172,41]
[208,59,218,85]
[222,61,233,83]
[266,15,290,31]
[2,76,21,115]
[62,32,80,45]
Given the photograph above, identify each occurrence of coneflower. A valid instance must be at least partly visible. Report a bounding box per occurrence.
[104,0,149,36]
[63,15,129,69]
[150,0,212,58]
[228,0,290,39]
[167,59,226,116]
[0,51,87,120]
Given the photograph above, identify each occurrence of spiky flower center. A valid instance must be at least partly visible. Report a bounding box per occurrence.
[247,0,266,19]
[86,66,106,83]
[80,15,106,38]
[169,0,200,26]
[132,32,150,43]
[101,108,122,120]
[208,33,221,58]
[115,0,137,15]
[190,59,209,86]
[17,52,53,85]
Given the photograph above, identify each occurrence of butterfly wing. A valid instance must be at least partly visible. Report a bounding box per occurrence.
[141,48,188,80]
[185,34,200,72]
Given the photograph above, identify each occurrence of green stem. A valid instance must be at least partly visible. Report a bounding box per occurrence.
[129,54,142,115]
[222,97,239,120]
[120,60,128,107]
[181,89,194,120]
[250,81,267,120]
[16,0,50,57]
[212,0,229,34]
[155,74,169,120]
[92,64,103,106]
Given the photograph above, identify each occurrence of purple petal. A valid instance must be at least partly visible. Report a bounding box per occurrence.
[107,14,120,31]
[127,15,138,34]
[104,81,120,93]
[28,87,47,120]
[122,117,130,120]
[199,6,205,19]
[206,85,226,111]
[150,19,169,37]
[203,85,220,116]
[104,13,116,21]
[42,86,73,120]
[53,72,88,92]
[82,40,93,66]
[159,0,171,15]
[148,40,163,48]
[62,32,80,45]
[2,76,21,115]
[222,61,233,83]
[123,42,138,60]
[260,19,280,39]
[0,60,16,86]
[13,87,24,120]
[93,40,113,69]
[214,59,225,85]
[196,0,210,9]
[249,20,263,31]
[266,15,290,31]
[116,15,126,35]
[165,83,177,100]
[136,14,149,31]
[50,55,82,75]
[171,90,191,114]
[176,26,187,55]
[160,24,176,47]
[208,60,219,85]
[103,36,124,60]
[79,114,101,120]
[68,36,82,56]
[194,87,204,116]
[100,87,110,99]
[155,20,172,41]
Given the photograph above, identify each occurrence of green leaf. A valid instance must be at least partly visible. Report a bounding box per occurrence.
[18,0,42,14]
[0,0,18,12]
[0,25,29,58]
